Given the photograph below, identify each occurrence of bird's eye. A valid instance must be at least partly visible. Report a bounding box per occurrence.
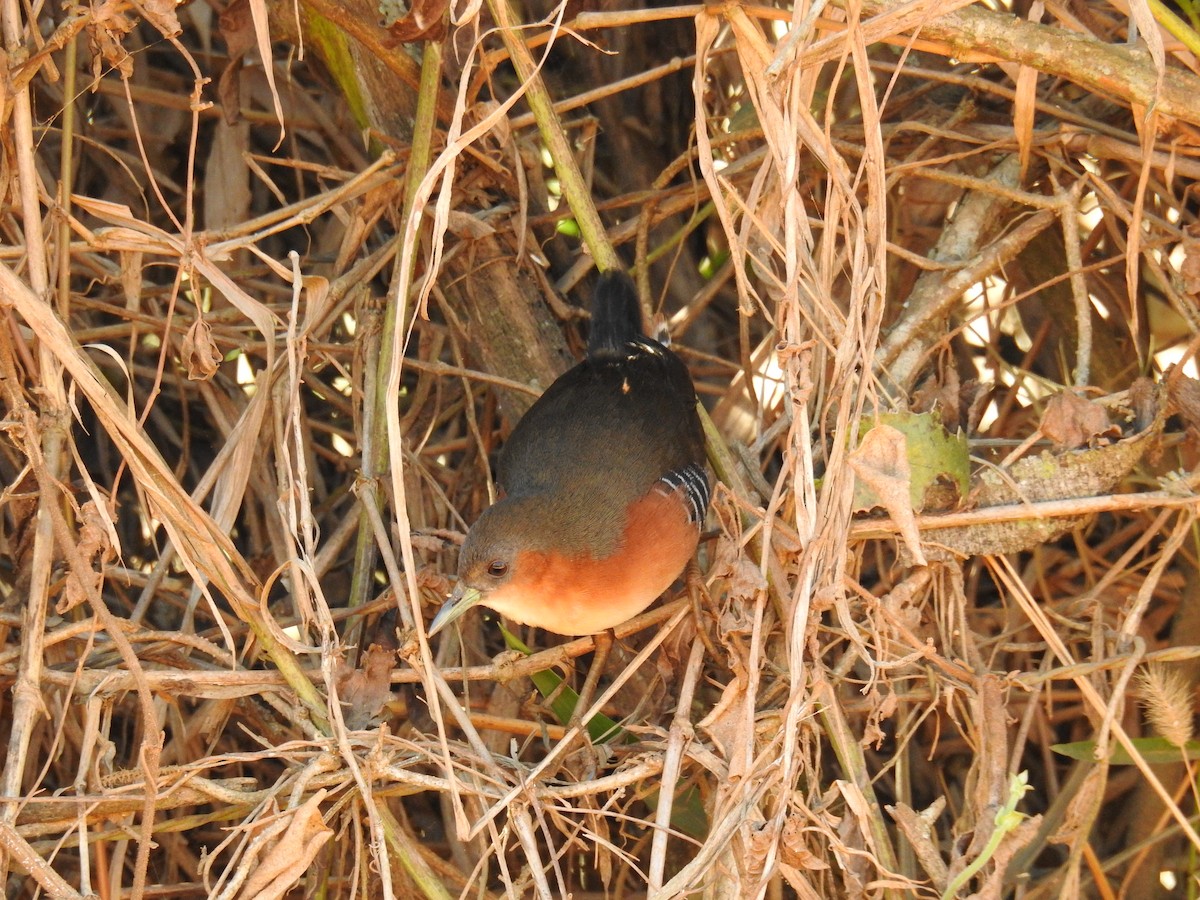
[487,560,509,578]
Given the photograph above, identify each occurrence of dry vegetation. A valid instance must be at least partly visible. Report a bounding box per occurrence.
[3,0,1200,896]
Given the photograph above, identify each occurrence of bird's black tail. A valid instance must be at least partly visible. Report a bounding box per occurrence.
[587,271,646,359]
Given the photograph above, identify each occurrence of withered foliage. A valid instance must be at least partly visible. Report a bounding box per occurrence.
[1,0,1200,896]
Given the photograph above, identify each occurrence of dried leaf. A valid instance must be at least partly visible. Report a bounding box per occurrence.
[470,100,510,146]
[710,534,763,638]
[849,425,913,511]
[1181,226,1200,296]
[1169,374,1200,431]
[387,0,450,43]
[218,0,258,61]
[853,412,969,513]
[238,791,333,900]
[697,670,749,776]
[57,500,115,615]
[217,0,257,125]
[849,424,927,566]
[336,644,396,730]
[1040,390,1119,449]
[182,317,223,381]
[245,0,285,138]
[743,816,774,883]
[911,368,963,428]
[204,119,251,229]
[417,564,452,602]
[861,687,898,750]
[781,814,830,871]
[931,388,1165,558]
[731,554,767,600]
[445,209,496,239]
[88,0,136,78]
[140,0,182,39]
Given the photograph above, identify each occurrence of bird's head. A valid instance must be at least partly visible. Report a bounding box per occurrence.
[428,499,543,636]
[427,484,647,636]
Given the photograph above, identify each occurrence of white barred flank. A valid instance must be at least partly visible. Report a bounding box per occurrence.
[658,464,710,525]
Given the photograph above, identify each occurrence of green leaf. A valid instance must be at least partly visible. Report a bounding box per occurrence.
[699,249,729,280]
[499,625,626,745]
[641,782,709,840]
[1051,736,1200,764]
[852,410,969,513]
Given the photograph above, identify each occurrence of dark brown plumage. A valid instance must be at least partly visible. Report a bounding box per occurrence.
[430,271,708,636]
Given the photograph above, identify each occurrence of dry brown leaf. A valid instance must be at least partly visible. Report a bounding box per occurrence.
[88,0,136,78]
[1040,390,1119,448]
[1012,0,1041,183]
[445,209,496,239]
[1182,226,1200,295]
[217,0,257,125]
[711,533,767,605]
[57,499,114,615]
[710,534,762,643]
[299,276,331,331]
[470,100,510,146]
[697,670,749,775]
[245,0,284,138]
[416,564,451,598]
[218,0,258,60]
[387,0,450,43]
[1169,374,1200,431]
[912,368,962,426]
[931,390,1165,557]
[849,424,927,566]
[204,119,252,230]
[182,317,223,381]
[861,687,898,750]
[880,573,925,633]
[833,780,874,891]
[237,791,332,900]
[742,816,774,883]
[335,644,396,730]
[140,0,182,39]
[781,814,830,871]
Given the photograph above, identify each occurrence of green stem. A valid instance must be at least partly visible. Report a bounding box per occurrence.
[485,0,618,272]
[376,802,454,899]
[1148,0,1200,58]
[942,771,1031,900]
[346,39,445,648]
[816,688,904,899]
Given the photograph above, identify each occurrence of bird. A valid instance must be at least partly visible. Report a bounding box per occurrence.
[429,271,709,637]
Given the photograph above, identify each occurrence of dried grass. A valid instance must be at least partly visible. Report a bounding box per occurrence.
[2,0,1200,896]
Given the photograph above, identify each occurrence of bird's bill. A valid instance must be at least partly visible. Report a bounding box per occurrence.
[427,583,484,636]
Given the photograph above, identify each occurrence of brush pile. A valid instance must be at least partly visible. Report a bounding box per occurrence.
[2,0,1200,896]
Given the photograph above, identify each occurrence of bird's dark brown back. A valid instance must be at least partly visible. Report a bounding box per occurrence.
[495,274,705,545]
